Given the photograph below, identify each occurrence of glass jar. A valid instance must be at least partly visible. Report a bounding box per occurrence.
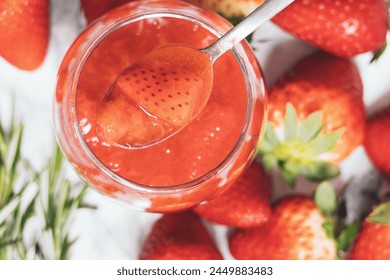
[54,0,266,212]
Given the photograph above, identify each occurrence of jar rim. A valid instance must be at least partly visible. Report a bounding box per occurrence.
[69,1,262,193]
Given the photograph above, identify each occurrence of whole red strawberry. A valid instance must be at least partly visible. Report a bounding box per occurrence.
[229,195,336,260]
[349,202,390,260]
[259,51,365,185]
[272,0,389,57]
[194,160,272,228]
[364,106,390,179]
[140,211,223,260]
[0,0,49,70]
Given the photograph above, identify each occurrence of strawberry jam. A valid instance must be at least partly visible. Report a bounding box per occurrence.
[96,44,213,148]
[55,1,265,212]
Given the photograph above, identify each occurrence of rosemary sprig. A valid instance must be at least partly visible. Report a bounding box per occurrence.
[35,146,93,260]
[0,113,37,260]
[0,109,93,260]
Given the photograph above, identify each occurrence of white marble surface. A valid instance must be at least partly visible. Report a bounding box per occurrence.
[0,0,389,259]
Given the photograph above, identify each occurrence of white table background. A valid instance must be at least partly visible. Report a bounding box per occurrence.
[0,0,389,259]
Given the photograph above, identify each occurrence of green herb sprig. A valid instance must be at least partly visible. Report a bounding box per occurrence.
[0,113,37,259]
[35,146,93,260]
[0,110,93,260]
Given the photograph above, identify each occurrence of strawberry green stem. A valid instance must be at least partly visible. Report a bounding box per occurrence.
[257,103,342,186]
[367,201,390,224]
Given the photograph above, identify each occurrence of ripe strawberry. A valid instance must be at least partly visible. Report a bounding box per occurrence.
[202,0,264,18]
[0,0,49,70]
[139,211,223,260]
[349,202,390,260]
[229,195,337,259]
[364,106,390,180]
[95,44,213,148]
[259,51,365,185]
[81,0,132,23]
[272,0,389,57]
[194,160,272,228]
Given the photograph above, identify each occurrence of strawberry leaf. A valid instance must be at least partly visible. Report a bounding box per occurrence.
[310,128,344,155]
[258,137,275,153]
[322,219,335,239]
[284,103,298,141]
[336,222,359,251]
[264,123,279,146]
[280,167,297,187]
[370,42,387,63]
[297,111,324,143]
[367,201,390,225]
[278,161,299,186]
[262,154,277,170]
[315,181,337,216]
[300,161,340,181]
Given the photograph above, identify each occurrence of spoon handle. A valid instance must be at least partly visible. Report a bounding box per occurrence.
[203,0,295,62]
